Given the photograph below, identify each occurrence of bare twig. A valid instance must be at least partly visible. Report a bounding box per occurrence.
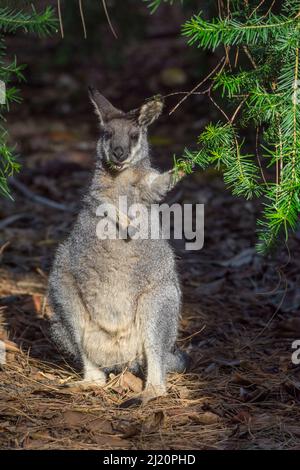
[224,46,232,71]
[9,178,73,213]
[255,126,268,186]
[261,0,276,19]
[163,90,209,99]
[79,0,87,39]
[249,0,266,18]
[230,95,249,123]
[177,325,206,343]
[0,241,10,257]
[208,91,230,122]
[243,45,257,69]
[168,58,225,116]
[234,47,239,68]
[57,0,64,38]
[101,0,118,39]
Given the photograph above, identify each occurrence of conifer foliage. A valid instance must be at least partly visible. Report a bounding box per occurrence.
[146,0,300,252]
[0,4,57,198]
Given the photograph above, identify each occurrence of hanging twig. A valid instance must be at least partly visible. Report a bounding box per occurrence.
[79,0,87,39]
[243,45,257,69]
[249,0,266,18]
[255,126,268,186]
[234,47,239,68]
[57,0,64,38]
[261,0,276,19]
[101,0,118,39]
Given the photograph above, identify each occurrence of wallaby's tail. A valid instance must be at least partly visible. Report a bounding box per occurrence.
[166,349,190,374]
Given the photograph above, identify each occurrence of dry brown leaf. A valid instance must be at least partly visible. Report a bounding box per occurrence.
[113,419,141,438]
[90,434,128,447]
[3,339,19,353]
[54,410,113,434]
[85,417,113,433]
[120,371,143,393]
[37,371,56,381]
[190,411,220,425]
[232,411,252,424]
[58,410,84,427]
[29,431,51,440]
[142,411,164,433]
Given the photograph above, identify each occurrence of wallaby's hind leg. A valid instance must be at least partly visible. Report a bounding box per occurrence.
[48,269,84,357]
[139,284,181,403]
[48,270,106,388]
[49,317,81,359]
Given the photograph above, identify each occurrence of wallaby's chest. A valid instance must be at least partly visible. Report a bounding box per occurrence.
[102,168,144,203]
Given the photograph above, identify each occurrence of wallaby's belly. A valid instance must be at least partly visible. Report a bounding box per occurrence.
[81,283,143,368]
[74,239,177,367]
[82,319,143,368]
[80,267,143,367]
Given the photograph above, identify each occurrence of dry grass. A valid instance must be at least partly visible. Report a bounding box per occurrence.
[1,278,300,449]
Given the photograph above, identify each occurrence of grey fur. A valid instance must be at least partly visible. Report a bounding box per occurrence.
[48,91,188,400]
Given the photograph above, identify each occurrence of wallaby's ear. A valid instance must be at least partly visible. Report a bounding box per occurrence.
[88,87,123,124]
[137,95,164,127]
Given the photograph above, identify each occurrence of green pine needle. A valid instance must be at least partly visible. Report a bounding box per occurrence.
[169,0,300,252]
[0,5,57,197]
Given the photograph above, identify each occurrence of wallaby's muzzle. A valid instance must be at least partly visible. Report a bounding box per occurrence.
[110,146,129,170]
[112,146,125,160]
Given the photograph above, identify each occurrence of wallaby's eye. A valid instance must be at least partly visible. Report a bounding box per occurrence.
[104,130,113,140]
[130,131,139,142]
[100,128,113,140]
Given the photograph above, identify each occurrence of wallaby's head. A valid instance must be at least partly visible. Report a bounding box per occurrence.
[89,87,163,171]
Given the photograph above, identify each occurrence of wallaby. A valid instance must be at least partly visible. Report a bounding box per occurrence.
[48,88,188,402]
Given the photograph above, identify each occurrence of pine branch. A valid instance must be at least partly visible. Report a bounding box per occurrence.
[144,0,183,14]
[0,5,57,197]
[168,0,300,252]
[183,12,300,51]
[0,6,57,36]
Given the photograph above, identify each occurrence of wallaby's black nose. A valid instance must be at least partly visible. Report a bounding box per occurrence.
[113,146,126,161]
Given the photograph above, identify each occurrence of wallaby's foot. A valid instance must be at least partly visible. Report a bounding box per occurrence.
[83,357,106,387]
[142,384,167,404]
[65,377,106,389]
[65,367,106,389]
[67,356,106,388]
